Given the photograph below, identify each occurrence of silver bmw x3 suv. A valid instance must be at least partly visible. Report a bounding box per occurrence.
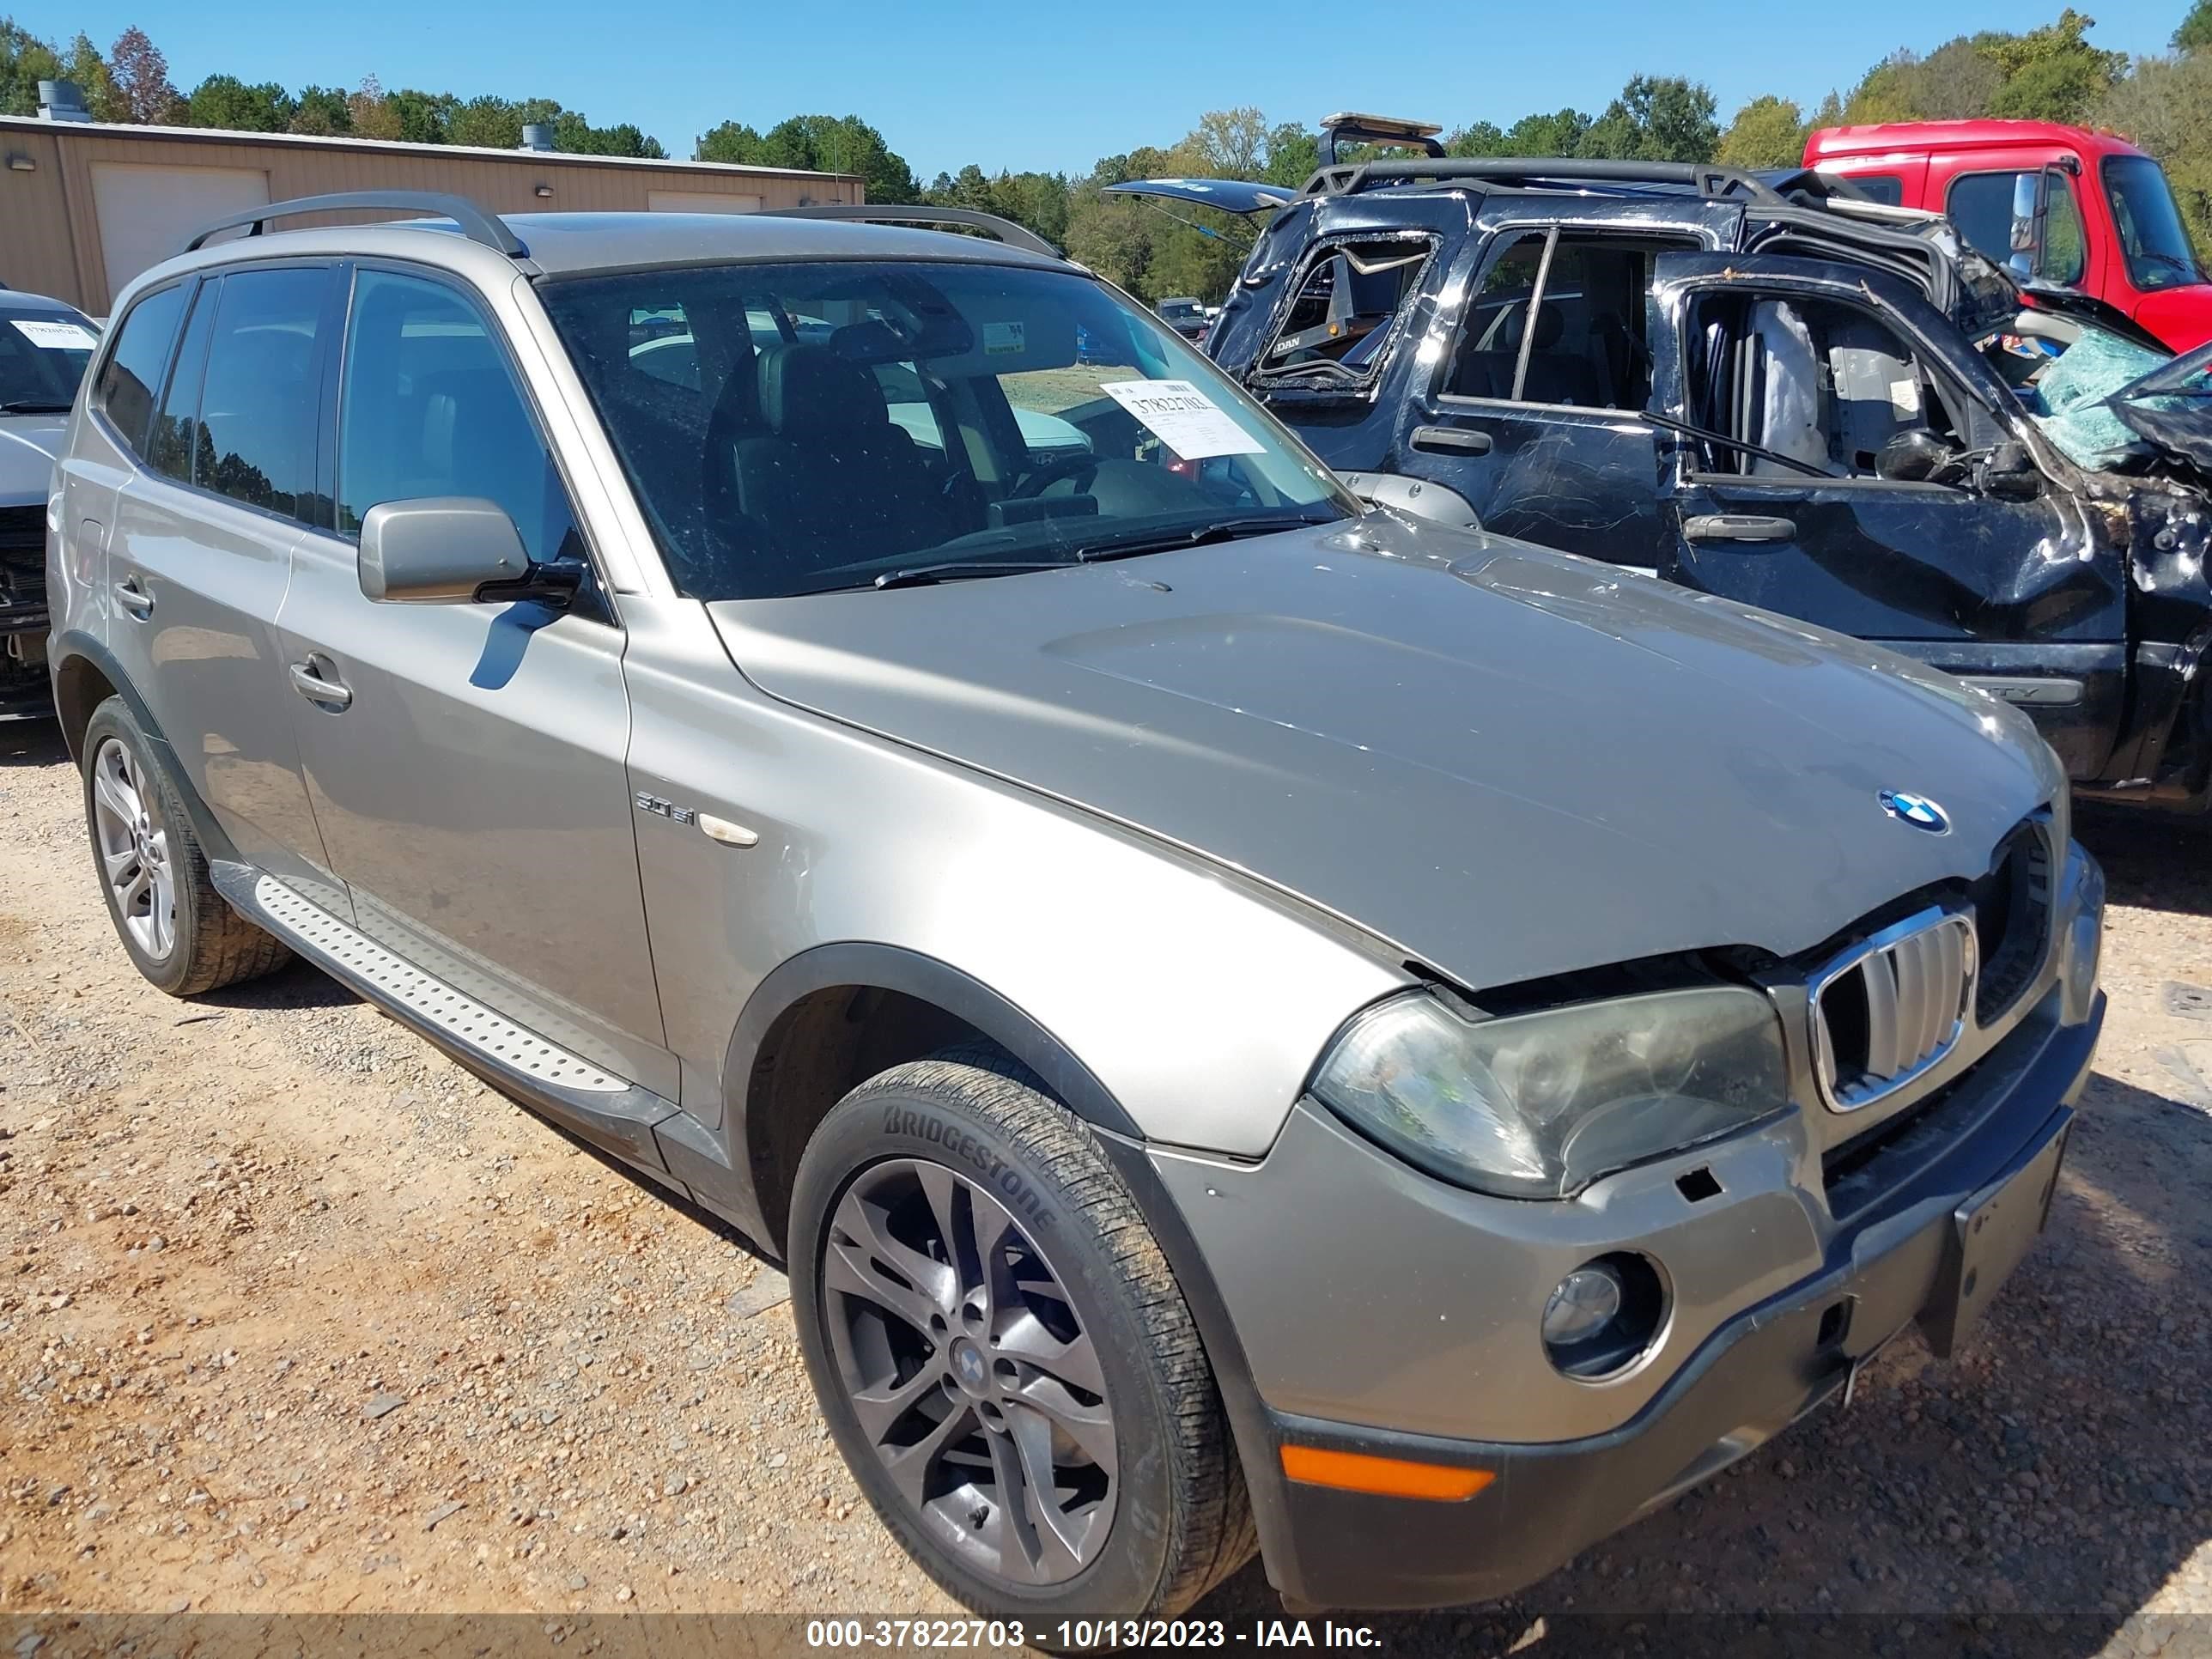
[46,192,2105,1620]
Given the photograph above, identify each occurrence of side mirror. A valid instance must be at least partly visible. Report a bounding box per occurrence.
[1981,440,2043,501]
[358,497,531,604]
[1875,428,1951,483]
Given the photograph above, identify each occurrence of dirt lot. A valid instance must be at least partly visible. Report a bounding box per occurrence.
[2,715,2209,1657]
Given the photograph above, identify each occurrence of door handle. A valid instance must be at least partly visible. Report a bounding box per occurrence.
[289,659,353,709]
[1411,425,1493,455]
[1681,514,1798,544]
[112,577,153,617]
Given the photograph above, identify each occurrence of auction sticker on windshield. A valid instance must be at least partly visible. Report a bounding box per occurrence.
[1099,379,1265,459]
[10,319,98,351]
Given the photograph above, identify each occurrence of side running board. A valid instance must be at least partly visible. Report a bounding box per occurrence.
[210,864,683,1177]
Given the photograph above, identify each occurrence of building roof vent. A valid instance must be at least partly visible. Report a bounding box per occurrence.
[37,80,93,123]
[519,124,555,153]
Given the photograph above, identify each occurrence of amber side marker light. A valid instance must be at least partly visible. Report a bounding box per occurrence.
[1279,1444,1495,1502]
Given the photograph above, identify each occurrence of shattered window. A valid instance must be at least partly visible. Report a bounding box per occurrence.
[1256,235,1434,386]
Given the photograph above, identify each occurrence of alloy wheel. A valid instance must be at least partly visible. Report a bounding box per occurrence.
[90,737,176,962]
[820,1157,1117,1587]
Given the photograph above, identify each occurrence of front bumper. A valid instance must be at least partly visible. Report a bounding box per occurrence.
[1149,986,2101,1611]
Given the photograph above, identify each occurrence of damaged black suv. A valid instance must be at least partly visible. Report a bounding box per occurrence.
[1117,118,2212,815]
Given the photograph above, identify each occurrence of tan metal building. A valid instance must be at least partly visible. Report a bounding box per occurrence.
[0,114,864,314]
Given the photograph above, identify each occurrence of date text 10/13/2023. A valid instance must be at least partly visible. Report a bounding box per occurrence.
[802,1618,1386,1650]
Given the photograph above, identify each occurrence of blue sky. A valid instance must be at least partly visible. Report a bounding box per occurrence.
[10,0,2198,179]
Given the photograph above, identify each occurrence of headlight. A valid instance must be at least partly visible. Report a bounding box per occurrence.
[1310,986,1790,1199]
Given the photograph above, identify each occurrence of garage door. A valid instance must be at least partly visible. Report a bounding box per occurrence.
[647,189,763,215]
[91,163,270,305]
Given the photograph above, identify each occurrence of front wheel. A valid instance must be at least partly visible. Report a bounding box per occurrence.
[789,1050,1254,1621]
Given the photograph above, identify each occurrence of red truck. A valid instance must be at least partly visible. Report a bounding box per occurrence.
[1804,119,2212,349]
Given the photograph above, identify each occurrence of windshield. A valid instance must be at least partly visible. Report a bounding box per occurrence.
[0,307,99,411]
[540,260,1352,600]
[2102,155,2206,292]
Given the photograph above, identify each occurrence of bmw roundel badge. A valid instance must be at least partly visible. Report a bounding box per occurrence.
[1879,790,1950,833]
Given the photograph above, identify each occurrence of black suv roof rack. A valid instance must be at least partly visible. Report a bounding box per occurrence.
[182,191,528,258]
[1301,156,1796,208]
[760,204,1060,258]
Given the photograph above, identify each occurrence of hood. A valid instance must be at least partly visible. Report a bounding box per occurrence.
[2132,283,2212,354]
[2106,338,2212,479]
[708,518,2060,994]
[0,413,66,504]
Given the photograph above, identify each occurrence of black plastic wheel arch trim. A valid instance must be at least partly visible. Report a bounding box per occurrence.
[721,941,1144,1144]
[52,630,241,866]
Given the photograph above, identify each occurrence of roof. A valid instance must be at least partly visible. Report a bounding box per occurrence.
[508,212,1076,275]
[1806,119,2149,161]
[155,210,1075,282]
[0,112,861,185]
[0,287,86,316]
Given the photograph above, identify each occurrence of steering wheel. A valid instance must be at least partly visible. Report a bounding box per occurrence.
[1012,451,1100,499]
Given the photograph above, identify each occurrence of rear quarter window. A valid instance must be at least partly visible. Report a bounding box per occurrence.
[94,284,188,454]
[1255,234,1436,390]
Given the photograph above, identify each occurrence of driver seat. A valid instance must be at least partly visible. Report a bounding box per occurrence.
[729,343,957,580]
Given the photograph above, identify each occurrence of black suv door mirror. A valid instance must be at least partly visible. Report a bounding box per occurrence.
[359,497,539,604]
[1979,440,2044,501]
[1875,428,1951,483]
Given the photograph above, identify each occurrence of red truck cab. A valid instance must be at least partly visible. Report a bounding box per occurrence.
[1804,119,2212,349]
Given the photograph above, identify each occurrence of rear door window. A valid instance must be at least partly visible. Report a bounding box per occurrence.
[149,279,217,485]
[193,265,334,524]
[93,284,187,454]
[1448,231,1689,410]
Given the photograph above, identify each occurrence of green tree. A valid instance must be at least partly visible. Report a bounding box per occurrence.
[696,120,765,161]
[1716,94,1807,167]
[2178,0,2212,52]
[698,114,915,202]
[445,93,521,149]
[2097,49,2212,257]
[0,20,64,118]
[1579,76,1719,162]
[383,87,454,144]
[185,74,295,132]
[57,34,123,120]
[1447,114,1601,160]
[345,75,404,140]
[290,84,353,136]
[1262,122,1317,185]
[1984,8,2125,121]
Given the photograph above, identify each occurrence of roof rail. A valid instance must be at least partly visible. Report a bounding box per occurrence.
[760,204,1060,258]
[181,191,528,257]
[1302,156,1792,207]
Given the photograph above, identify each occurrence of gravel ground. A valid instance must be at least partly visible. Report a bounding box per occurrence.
[1,715,2209,1659]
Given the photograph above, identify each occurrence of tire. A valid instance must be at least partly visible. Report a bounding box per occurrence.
[790,1048,1255,1625]
[81,696,289,997]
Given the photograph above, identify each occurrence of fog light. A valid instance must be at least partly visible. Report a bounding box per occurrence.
[1540,1251,1668,1379]
[1541,1265,1623,1346]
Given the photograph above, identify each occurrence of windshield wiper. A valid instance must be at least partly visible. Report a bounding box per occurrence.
[1073,511,1340,563]
[872,558,1066,590]
[1,400,72,415]
[2138,249,2203,279]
